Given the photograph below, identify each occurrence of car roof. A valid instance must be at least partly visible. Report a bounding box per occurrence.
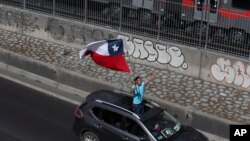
[86,90,163,121]
[86,90,133,109]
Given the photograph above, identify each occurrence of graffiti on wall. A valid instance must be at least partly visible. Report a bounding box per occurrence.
[0,8,39,32]
[47,18,114,44]
[211,57,250,88]
[118,34,188,69]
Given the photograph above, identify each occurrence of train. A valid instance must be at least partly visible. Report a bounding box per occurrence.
[1,0,250,45]
[180,0,250,44]
[91,0,250,45]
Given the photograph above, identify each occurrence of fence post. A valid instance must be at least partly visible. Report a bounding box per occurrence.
[204,22,210,51]
[84,0,87,23]
[23,0,26,9]
[204,0,211,51]
[157,2,163,40]
[198,0,209,49]
[118,0,122,32]
[53,0,55,16]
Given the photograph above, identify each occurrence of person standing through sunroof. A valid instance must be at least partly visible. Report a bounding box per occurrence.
[130,70,155,115]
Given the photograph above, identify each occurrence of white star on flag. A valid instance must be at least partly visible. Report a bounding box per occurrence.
[112,44,119,52]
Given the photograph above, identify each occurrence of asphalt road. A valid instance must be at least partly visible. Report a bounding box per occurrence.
[0,76,79,141]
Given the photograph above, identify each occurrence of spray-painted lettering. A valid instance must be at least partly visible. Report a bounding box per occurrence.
[118,34,188,69]
[211,57,250,88]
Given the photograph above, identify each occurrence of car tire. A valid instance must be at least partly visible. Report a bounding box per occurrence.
[228,29,248,45]
[193,22,207,36]
[139,10,153,26]
[80,131,99,141]
[109,3,120,19]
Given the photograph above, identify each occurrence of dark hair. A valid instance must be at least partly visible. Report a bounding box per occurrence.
[134,76,141,82]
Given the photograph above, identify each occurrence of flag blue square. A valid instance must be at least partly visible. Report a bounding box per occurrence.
[107,39,124,56]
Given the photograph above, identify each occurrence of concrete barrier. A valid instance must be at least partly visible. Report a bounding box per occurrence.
[190,111,236,139]
[0,48,9,62]
[57,68,125,93]
[7,52,57,81]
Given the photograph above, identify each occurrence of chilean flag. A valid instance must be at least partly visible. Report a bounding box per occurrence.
[79,39,130,72]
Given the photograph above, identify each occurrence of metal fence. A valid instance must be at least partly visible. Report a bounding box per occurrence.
[1,0,250,59]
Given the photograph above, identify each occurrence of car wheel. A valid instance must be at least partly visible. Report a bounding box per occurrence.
[193,22,207,36]
[163,14,181,28]
[229,29,248,45]
[80,131,99,141]
[109,3,120,19]
[139,10,153,25]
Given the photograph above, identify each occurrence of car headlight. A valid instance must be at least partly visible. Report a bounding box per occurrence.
[174,123,181,131]
[164,129,174,136]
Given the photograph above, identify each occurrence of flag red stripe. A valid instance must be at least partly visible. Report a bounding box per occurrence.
[88,51,130,72]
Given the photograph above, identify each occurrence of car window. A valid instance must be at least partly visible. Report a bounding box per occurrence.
[92,107,122,127]
[143,111,181,141]
[92,107,103,119]
[92,107,147,138]
[125,118,146,137]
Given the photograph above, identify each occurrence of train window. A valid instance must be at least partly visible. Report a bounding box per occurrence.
[232,0,250,10]
[210,0,218,13]
[197,0,205,11]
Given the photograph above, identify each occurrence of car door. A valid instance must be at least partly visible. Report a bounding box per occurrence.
[92,107,131,141]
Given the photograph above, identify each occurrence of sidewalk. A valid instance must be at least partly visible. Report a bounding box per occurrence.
[1,29,250,125]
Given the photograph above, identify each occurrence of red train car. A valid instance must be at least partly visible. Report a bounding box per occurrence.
[91,0,250,44]
[1,0,249,44]
[180,0,250,44]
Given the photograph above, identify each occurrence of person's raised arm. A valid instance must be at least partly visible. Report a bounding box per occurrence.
[145,70,155,85]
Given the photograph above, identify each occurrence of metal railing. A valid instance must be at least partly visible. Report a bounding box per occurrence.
[1,0,250,59]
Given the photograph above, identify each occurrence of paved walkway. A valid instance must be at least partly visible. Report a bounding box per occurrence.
[1,29,250,124]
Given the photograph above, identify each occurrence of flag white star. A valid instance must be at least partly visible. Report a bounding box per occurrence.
[112,44,119,52]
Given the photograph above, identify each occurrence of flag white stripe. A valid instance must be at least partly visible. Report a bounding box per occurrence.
[79,40,111,59]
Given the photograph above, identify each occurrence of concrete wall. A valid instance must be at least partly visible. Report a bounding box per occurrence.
[0,5,117,49]
[200,51,250,91]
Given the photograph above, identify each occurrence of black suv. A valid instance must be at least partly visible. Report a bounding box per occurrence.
[73,90,208,141]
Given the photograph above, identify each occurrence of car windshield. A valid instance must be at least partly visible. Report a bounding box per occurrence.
[143,111,181,141]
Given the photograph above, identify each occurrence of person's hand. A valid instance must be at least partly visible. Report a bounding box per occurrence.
[153,123,160,131]
[145,70,155,85]
[149,69,156,76]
